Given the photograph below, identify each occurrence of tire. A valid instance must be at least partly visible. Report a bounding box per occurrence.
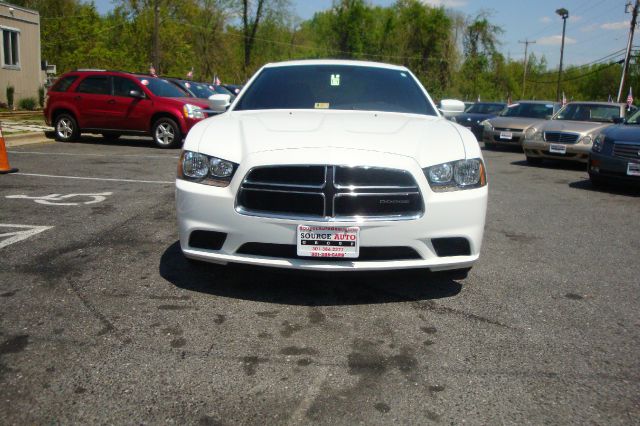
[526,156,543,165]
[589,173,607,188]
[102,132,121,141]
[484,142,495,150]
[152,117,182,149]
[53,113,79,142]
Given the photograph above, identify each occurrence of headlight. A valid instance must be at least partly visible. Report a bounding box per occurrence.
[592,134,605,152]
[424,159,487,192]
[524,127,542,141]
[183,103,206,119]
[178,151,237,186]
[481,120,493,131]
[580,135,593,145]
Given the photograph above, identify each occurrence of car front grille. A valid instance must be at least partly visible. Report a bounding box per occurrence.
[613,142,640,160]
[236,243,422,261]
[544,132,580,144]
[236,165,424,221]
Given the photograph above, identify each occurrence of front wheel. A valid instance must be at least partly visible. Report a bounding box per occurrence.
[589,173,607,188]
[152,117,182,149]
[484,142,495,150]
[54,113,79,142]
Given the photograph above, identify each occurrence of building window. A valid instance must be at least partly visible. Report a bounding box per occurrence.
[2,29,20,68]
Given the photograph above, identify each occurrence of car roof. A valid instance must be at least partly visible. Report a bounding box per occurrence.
[514,100,559,104]
[262,59,408,71]
[566,101,624,107]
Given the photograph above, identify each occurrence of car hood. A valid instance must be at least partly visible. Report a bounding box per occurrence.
[456,113,496,123]
[488,116,546,131]
[602,124,640,142]
[536,120,612,135]
[187,110,472,167]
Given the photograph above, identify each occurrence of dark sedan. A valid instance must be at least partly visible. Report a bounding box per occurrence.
[167,78,236,103]
[589,109,640,186]
[452,102,506,140]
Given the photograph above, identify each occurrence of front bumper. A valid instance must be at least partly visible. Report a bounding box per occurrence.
[522,140,591,163]
[483,129,524,146]
[589,152,640,183]
[176,150,488,271]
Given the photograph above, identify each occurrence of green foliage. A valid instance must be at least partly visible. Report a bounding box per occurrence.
[18,97,38,111]
[6,86,14,109]
[14,0,630,101]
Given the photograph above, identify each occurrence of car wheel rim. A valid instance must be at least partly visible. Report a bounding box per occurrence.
[56,118,73,139]
[155,123,175,146]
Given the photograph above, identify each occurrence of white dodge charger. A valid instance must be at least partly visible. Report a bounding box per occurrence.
[176,60,487,277]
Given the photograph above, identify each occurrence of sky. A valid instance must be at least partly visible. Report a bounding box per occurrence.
[91,0,630,68]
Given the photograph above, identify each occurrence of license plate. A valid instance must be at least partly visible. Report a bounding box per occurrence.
[297,225,359,258]
[499,131,513,140]
[628,162,640,176]
[549,144,566,154]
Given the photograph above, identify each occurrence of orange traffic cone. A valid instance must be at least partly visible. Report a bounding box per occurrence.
[0,122,18,174]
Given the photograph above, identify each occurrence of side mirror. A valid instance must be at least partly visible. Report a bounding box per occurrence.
[612,117,624,124]
[208,94,231,113]
[129,89,145,99]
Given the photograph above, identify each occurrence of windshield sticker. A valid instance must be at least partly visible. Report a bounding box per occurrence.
[315,102,330,109]
[185,82,191,88]
[400,72,407,78]
[141,79,149,86]
[330,74,340,86]
[546,104,553,108]
[209,85,214,90]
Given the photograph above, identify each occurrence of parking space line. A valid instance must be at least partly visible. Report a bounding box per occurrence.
[8,151,180,159]
[13,173,173,185]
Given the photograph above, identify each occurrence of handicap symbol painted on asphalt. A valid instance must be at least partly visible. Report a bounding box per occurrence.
[6,192,113,206]
[0,224,53,249]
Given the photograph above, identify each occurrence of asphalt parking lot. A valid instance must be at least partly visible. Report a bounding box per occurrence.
[1,136,639,425]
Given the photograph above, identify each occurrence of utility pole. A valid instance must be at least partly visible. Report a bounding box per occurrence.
[152,0,160,73]
[617,0,639,102]
[556,8,569,102]
[519,39,536,99]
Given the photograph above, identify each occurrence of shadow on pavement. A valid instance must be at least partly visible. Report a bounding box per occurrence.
[569,179,640,197]
[159,241,462,306]
[510,159,587,171]
[46,131,172,150]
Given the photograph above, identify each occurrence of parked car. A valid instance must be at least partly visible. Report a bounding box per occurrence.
[176,60,488,278]
[44,70,214,148]
[167,78,237,104]
[589,108,640,186]
[482,101,561,149]
[451,102,507,140]
[222,84,242,95]
[522,102,632,165]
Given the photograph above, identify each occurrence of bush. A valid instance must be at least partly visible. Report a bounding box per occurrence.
[38,86,45,108]
[6,85,14,109]
[18,97,37,111]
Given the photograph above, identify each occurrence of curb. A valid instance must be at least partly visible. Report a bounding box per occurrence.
[5,132,54,147]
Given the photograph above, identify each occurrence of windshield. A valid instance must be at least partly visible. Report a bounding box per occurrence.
[554,103,621,123]
[182,81,215,98]
[234,65,437,116]
[501,103,556,119]
[465,103,505,114]
[138,77,189,98]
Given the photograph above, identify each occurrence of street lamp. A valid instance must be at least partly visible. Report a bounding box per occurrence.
[556,8,569,102]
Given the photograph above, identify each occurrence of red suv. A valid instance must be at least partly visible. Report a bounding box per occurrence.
[44,70,211,148]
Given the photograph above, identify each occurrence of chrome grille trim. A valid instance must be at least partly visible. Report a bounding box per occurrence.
[612,142,640,160]
[235,165,424,221]
[543,131,580,144]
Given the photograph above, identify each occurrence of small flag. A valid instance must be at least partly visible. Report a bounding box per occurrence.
[627,87,634,111]
[477,95,481,102]
[213,75,221,86]
[149,64,157,77]
[507,93,512,106]
[562,91,567,107]
[186,67,193,79]
[608,94,613,103]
